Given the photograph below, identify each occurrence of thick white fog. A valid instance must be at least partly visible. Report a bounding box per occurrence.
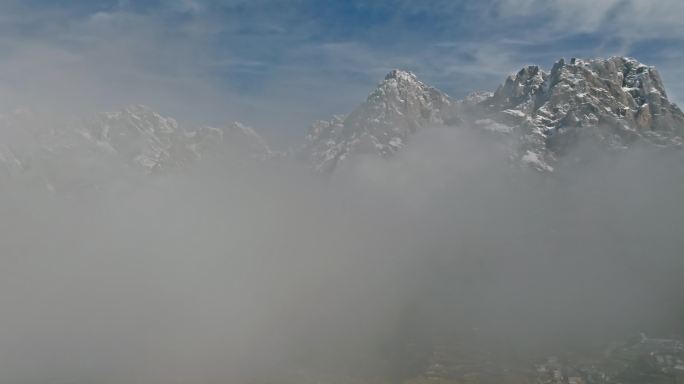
[1,1,684,383]
[1,125,683,383]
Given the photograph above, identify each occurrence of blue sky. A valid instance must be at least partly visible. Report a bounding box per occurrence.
[0,0,683,143]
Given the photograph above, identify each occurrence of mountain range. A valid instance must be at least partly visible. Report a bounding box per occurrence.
[1,56,682,192]
[301,56,684,172]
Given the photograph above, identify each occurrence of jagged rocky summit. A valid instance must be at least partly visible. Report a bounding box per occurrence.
[302,57,684,172]
[83,105,275,173]
[472,57,684,171]
[299,69,458,172]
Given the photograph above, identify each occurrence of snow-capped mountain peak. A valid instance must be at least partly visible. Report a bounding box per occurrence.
[0,104,275,193]
[82,104,193,172]
[384,69,418,82]
[461,56,684,171]
[300,69,457,172]
[298,57,684,173]
[1,56,682,194]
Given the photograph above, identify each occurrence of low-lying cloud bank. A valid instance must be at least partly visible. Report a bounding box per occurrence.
[1,125,683,383]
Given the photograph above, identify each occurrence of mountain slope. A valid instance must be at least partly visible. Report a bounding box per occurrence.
[300,70,457,172]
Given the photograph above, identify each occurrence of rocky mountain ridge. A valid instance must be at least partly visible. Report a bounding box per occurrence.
[0,105,274,192]
[0,56,682,192]
[299,69,458,172]
[304,56,684,172]
[471,56,684,171]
